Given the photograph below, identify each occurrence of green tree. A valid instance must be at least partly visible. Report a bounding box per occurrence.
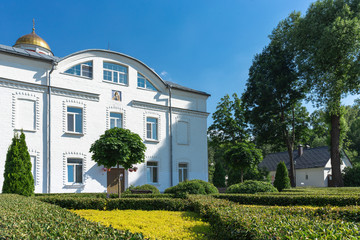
[295,0,360,186]
[223,141,262,183]
[212,161,226,187]
[343,164,360,186]
[242,14,309,187]
[273,161,291,192]
[90,128,146,197]
[2,131,34,196]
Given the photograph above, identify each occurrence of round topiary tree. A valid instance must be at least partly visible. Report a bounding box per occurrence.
[2,131,34,196]
[226,180,278,194]
[273,161,291,192]
[90,128,146,197]
[213,161,226,188]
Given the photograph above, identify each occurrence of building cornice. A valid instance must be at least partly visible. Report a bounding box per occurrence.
[131,100,209,117]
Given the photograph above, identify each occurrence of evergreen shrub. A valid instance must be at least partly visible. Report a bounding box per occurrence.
[123,184,160,194]
[213,162,226,187]
[164,179,218,197]
[2,131,34,196]
[273,161,291,192]
[343,165,360,187]
[226,180,278,194]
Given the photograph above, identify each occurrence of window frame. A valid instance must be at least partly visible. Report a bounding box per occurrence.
[103,62,128,85]
[110,112,123,129]
[146,117,158,141]
[147,161,159,184]
[66,106,83,134]
[137,73,157,91]
[67,158,83,184]
[64,61,93,79]
[178,163,188,183]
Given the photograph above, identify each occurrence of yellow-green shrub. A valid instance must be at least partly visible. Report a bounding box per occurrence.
[73,209,211,240]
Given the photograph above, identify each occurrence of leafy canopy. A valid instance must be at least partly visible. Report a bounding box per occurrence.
[90,128,146,169]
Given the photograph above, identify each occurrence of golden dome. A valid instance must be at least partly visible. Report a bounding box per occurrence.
[14,29,51,51]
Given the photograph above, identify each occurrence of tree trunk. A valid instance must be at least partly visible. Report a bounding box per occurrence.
[240,168,244,183]
[330,113,344,187]
[285,137,296,188]
[117,163,121,198]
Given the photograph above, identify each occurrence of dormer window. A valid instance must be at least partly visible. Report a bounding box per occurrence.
[137,73,157,91]
[65,61,93,78]
[103,62,128,85]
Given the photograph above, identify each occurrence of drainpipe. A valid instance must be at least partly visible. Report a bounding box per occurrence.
[47,62,57,193]
[168,84,173,187]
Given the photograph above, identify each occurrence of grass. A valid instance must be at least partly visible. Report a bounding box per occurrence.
[72,209,211,240]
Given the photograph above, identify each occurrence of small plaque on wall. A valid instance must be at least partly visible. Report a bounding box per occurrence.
[112,90,121,101]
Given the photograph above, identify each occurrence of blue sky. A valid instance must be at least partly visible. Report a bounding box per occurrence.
[1,0,358,125]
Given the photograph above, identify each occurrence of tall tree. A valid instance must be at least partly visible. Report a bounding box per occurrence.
[295,0,360,186]
[90,128,146,197]
[242,14,309,187]
[2,131,34,196]
[208,94,263,183]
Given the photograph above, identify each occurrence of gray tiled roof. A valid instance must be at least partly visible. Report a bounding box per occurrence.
[259,146,330,171]
[0,44,59,62]
[165,81,210,96]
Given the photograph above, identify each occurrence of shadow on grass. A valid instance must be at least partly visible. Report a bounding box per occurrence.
[180,211,213,239]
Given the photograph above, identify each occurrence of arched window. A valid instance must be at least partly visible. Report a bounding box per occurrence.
[103,62,128,84]
[65,61,93,78]
[137,73,157,91]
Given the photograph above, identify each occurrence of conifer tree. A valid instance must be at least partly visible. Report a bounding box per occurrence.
[2,131,34,196]
[213,161,226,187]
[273,161,291,192]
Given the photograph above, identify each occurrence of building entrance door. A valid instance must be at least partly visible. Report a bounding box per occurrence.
[107,168,125,194]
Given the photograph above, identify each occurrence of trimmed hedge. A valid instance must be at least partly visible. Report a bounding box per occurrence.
[0,194,144,239]
[36,192,174,198]
[123,184,160,194]
[226,180,278,194]
[213,193,360,206]
[38,196,192,211]
[189,195,360,239]
[164,179,218,197]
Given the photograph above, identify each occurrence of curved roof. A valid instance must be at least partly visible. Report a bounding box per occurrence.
[60,49,210,96]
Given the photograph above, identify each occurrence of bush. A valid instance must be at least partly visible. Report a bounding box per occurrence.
[107,198,192,211]
[226,180,278,194]
[273,161,291,192]
[123,184,160,194]
[343,165,360,186]
[189,195,360,240]
[164,179,218,197]
[0,194,144,239]
[2,131,34,196]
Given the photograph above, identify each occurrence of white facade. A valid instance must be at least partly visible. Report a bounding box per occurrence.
[0,42,209,193]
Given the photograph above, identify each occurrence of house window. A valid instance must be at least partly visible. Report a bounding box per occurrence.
[67,107,83,133]
[306,174,309,180]
[137,73,157,91]
[67,158,83,183]
[179,163,188,182]
[147,161,158,183]
[65,61,93,78]
[146,117,158,140]
[103,62,128,84]
[17,99,36,131]
[110,112,122,129]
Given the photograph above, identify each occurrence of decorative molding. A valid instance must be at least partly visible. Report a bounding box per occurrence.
[106,105,127,129]
[143,111,161,142]
[62,152,87,186]
[29,149,41,186]
[62,99,87,135]
[132,100,209,117]
[175,117,190,145]
[51,87,99,102]
[0,78,46,93]
[12,92,40,131]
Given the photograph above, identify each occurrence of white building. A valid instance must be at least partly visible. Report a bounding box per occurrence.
[0,28,210,193]
[259,146,352,187]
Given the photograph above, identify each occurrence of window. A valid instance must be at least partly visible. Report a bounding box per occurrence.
[137,73,157,91]
[179,163,188,182]
[103,62,128,84]
[110,112,122,129]
[17,99,36,131]
[147,161,158,183]
[67,158,83,183]
[306,174,309,180]
[146,117,158,140]
[65,61,93,78]
[67,107,83,133]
